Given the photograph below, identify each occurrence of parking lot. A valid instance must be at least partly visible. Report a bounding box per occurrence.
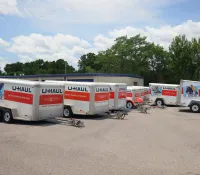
[1,107,200,175]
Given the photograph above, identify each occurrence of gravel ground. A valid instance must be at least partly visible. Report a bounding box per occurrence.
[1,107,200,175]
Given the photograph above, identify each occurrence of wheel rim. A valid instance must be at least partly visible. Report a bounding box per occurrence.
[157,100,162,106]
[4,112,11,122]
[64,109,70,117]
[192,105,199,112]
[127,102,133,109]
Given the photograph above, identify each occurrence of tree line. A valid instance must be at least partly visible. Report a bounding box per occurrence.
[1,34,200,85]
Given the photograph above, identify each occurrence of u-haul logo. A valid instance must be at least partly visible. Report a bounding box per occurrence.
[95,87,109,92]
[119,88,126,91]
[67,86,88,92]
[12,86,32,93]
[42,89,63,94]
[162,87,176,90]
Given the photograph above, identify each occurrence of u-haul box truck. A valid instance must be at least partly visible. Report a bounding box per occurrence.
[126,86,144,109]
[0,79,64,123]
[179,80,200,112]
[95,83,127,111]
[149,83,180,106]
[45,81,110,117]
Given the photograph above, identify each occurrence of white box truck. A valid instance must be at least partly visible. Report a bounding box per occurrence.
[45,81,110,117]
[179,80,200,112]
[149,83,180,106]
[0,79,64,123]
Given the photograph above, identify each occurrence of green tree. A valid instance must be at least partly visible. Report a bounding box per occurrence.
[78,53,98,73]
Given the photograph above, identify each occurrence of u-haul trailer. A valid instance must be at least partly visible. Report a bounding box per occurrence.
[132,86,150,101]
[0,79,64,123]
[149,83,180,106]
[179,80,200,112]
[95,83,127,111]
[45,80,110,117]
[126,86,144,109]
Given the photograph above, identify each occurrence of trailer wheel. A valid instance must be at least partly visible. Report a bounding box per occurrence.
[190,103,200,113]
[156,99,164,106]
[126,101,133,109]
[63,106,73,118]
[3,110,13,123]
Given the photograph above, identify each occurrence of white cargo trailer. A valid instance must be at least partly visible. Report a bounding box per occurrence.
[126,86,144,109]
[179,80,200,112]
[130,86,150,101]
[0,79,64,123]
[149,83,180,106]
[95,83,127,111]
[45,81,110,117]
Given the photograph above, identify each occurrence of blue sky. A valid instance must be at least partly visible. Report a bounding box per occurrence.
[1,0,200,71]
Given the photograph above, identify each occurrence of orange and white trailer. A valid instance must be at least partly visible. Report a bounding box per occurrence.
[126,86,144,109]
[46,81,110,117]
[149,83,180,106]
[95,83,127,111]
[0,79,64,123]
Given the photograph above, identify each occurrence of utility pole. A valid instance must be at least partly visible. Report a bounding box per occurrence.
[65,61,66,74]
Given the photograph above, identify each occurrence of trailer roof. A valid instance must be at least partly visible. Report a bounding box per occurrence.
[0,78,39,85]
[181,80,200,83]
[94,82,127,86]
[45,80,111,86]
[149,83,179,87]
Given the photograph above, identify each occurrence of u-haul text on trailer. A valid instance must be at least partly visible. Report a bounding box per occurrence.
[179,80,200,112]
[45,81,110,117]
[149,83,180,106]
[0,79,64,123]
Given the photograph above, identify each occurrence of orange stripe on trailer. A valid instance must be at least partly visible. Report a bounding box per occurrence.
[95,92,109,102]
[162,90,177,96]
[4,90,33,104]
[135,92,140,97]
[64,91,90,101]
[118,91,127,99]
[127,92,132,97]
[40,94,63,105]
[110,91,115,99]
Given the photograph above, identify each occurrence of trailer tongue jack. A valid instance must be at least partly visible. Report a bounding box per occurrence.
[107,110,128,120]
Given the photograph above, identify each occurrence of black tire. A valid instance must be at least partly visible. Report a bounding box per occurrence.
[155,99,164,106]
[190,103,200,113]
[63,106,73,118]
[126,101,133,109]
[3,110,13,123]
[0,110,3,122]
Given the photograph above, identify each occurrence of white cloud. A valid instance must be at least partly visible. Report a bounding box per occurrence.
[0,57,10,71]
[1,20,200,70]
[103,20,200,49]
[0,0,20,16]
[94,35,114,50]
[17,0,184,26]
[7,33,93,68]
[0,38,10,47]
